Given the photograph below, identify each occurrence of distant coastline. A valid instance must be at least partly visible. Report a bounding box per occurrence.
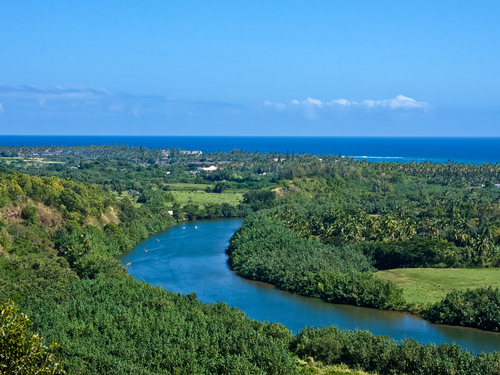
[1,135,500,165]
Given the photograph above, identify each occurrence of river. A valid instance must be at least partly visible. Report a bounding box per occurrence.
[118,219,500,354]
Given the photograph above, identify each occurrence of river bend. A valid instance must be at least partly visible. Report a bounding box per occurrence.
[118,219,500,354]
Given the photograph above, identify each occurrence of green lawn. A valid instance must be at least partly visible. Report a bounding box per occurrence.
[167,191,243,208]
[166,183,212,191]
[377,268,500,306]
[112,185,243,209]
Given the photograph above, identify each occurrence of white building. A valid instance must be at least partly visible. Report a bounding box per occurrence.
[198,166,218,172]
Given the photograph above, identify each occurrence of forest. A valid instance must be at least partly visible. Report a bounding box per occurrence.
[2,144,500,374]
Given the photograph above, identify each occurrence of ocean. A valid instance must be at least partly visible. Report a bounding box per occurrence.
[1,136,500,165]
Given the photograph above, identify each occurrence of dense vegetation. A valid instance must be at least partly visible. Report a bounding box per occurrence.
[23,278,299,375]
[1,300,63,374]
[423,287,500,331]
[228,192,500,319]
[222,156,500,331]
[0,168,301,373]
[227,212,405,309]
[0,170,179,304]
[3,143,500,373]
[292,326,500,375]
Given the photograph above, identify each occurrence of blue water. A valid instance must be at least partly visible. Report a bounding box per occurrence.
[1,136,500,164]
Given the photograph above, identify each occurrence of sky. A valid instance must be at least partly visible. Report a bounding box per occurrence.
[0,0,499,136]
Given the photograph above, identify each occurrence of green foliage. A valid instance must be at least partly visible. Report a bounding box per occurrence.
[0,169,173,302]
[423,287,500,331]
[56,225,127,279]
[292,325,500,375]
[271,206,420,244]
[227,212,404,309]
[365,238,462,269]
[291,271,405,309]
[0,171,106,223]
[183,203,199,220]
[137,189,175,208]
[0,253,74,304]
[0,218,75,304]
[298,360,373,375]
[209,181,227,193]
[0,300,63,374]
[103,223,134,251]
[24,278,300,375]
[21,205,38,226]
[270,201,500,269]
[242,190,276,211]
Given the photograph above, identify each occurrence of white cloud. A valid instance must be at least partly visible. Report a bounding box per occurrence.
[362,95,429,110]
[328,98,357,106]
[300,98,358,107]
[305,97,323,107]
[263,100,286,111]
[264,95,428,115]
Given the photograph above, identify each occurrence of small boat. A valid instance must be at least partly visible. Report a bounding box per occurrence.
[182,227,185,229]
[126,262,131,266]
[195,226,198,229]
[144,250,148,253]
[157,239,160,242]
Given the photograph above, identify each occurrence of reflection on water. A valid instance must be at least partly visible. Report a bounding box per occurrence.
[119,219,500,354]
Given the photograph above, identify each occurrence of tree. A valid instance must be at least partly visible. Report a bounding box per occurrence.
[212,182,227,193]
[0,300,63,374]
[172,202,182,221]
[242,190,276,211]
[184,203,199,220]
[21,206,38,226]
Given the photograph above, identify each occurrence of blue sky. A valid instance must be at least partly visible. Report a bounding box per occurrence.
[0,1,499,136]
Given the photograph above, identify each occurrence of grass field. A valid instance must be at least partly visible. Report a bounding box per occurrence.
[166,183,212,191]
[377,268,500,306]
[167,190,243,208]
[113,184,243,210]
[1,157,64,165]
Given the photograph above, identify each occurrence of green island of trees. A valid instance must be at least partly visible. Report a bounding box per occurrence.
[2,144,500,374]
